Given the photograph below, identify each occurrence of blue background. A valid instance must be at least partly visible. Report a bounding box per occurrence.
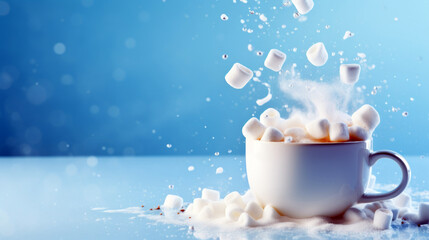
[0,0,428,156]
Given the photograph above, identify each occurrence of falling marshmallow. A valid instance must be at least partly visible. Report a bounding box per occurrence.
[351,104,380,132]
[242,117,266,140]
[264,49,286,72]
[224,192,246,209]
[305,118,330,140]
[306,42,328,67]
[225,63,254,89]
[373,208,393,230]
[260,127,284,142]
[343,208,367,223]
[393,193,411,208]
[225,204,245,221]
[202,188,220,202]
[263,205,281,220]
[238,212,258,227]
[329,122,349,142]
[419,202,429,223]
[343,30,355,40]
[291,0,314,15]
[348,126,369,141]
[193,198,210,213]
[340,64,361,85]
[284,127,307,142]
[163,194,184,209]
[244,201,264,220]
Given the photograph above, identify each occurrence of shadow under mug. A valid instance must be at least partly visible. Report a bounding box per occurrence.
[245,140,411,218]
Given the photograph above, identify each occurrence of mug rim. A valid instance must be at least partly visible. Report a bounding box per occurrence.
[247,139,368,146]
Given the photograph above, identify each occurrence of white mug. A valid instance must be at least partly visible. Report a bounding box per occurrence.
[245,140,410,218]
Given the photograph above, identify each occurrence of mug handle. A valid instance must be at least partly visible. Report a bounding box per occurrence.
[358,150,411,203]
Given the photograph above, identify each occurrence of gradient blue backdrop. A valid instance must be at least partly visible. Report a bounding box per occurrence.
[0,0,428,156]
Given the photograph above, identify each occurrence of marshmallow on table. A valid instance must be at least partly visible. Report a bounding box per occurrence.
[225,204,244,221]
[238,212,258,227]
[260,127,284,142]
[260,108,281,127]
[343,208,367,223]
[363,208,374,219]
[263,205,281,220]
[419,202,429,223]
[202,188,220,201]
[291,0,314,15]
[208,201,227,218]
[264,49,286,72]
[242,118,266,140]
[225,63,254,89]
[340,64,361,85]
[244,201,263,220]
[198,205,215,219]
[185,203,194,214]
[329,122,349,142]
[349,126,370,141]
[306,42,328,67]
[373,208,393,230]
[402,212,423,224]
[351,104,380,132]
[163,194,183,209]
[305,118,330,140]
[398,208,409,219]
[193,198,210,213]
[224,192,246,209]
[393,193,411,208]
[384,203,399,221]
[284,127,307,142]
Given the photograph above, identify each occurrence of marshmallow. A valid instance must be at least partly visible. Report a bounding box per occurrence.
[263,205,281,220]
[193,198,210,213]
[238,212,258,227]
[340,64,361,85]
[393,193,411,208]
[367,174,376,189]
[373,208,393,230]
[224,192,246,209]
[306,42,328,67]
[260,127,284,142]
[402,212,423,224]
[241,190,256,204]
[163,194,183,209]
[202,188,220,202]
[305,118,330,140]
[185,203,194,215]
[351,104,380,132]
[291,0,314,15]
[244,201,264,220]
[242,118,266,140]
[225,204,244,221]
[208,201,227,218]
[363,208,374,219]
[198,205,215,219]
[329,122,349,142]
[260,108,281,128]
[419,202,429,223]
[225,63,254,89]
[386,205,399,221]
[343,207,367,223]
[349,126,369,141]
[283,127,307,142]
[277,115,305,131]
[264,49,286,72]
[398,208,409,219]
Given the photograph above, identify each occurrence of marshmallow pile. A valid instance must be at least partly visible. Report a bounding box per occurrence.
[162,185,429,230]
[242,104,380,143]
[164,188,282,227]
